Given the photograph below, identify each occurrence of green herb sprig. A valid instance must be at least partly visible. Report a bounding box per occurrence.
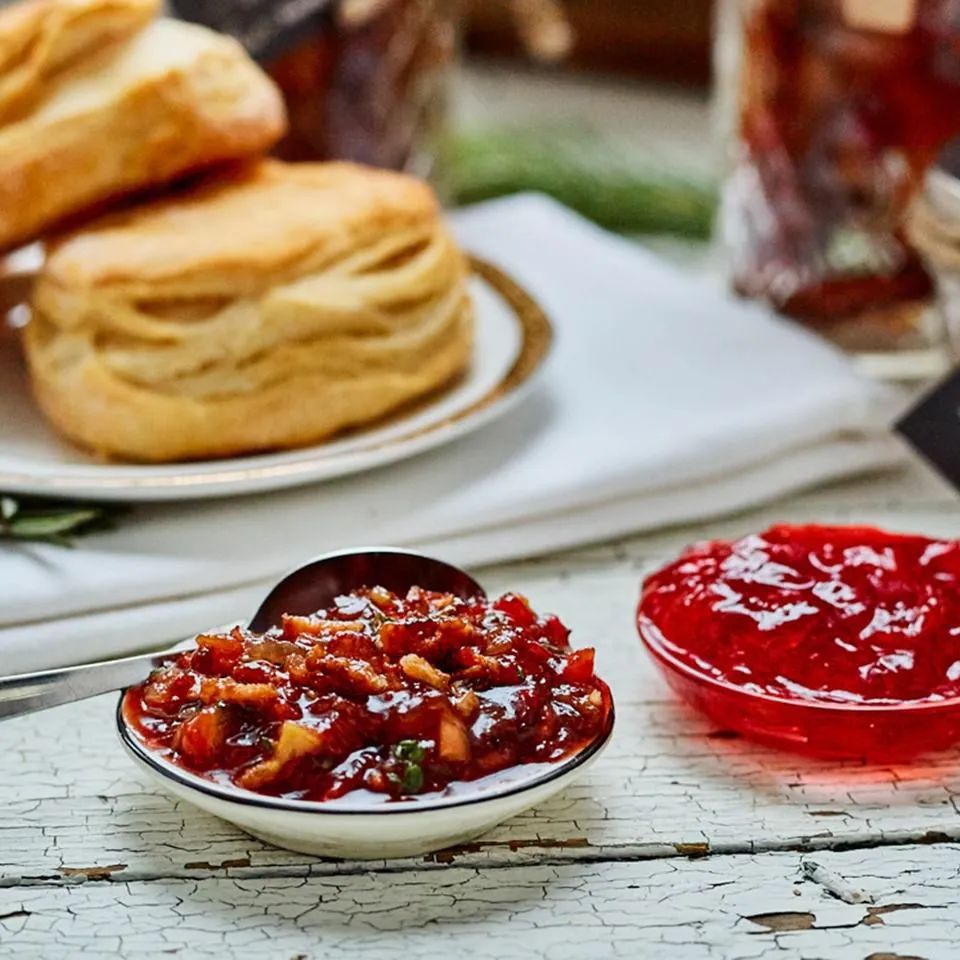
[389,739,427,794]
[0,494,120,547]
[446,127,718,240]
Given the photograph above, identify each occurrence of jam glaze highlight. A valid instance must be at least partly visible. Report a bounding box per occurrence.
[640,524,960,707]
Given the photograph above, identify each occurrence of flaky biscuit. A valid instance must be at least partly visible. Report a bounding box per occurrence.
[25,161,474,463]
[0,17,286,252]
[0,0,158,124]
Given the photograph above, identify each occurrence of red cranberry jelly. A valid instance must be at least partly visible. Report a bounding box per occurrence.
[640,524,960,706]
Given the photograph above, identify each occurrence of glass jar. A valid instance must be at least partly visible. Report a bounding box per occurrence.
[717,0,960,377]
[267,0,458,176]
[911,138,960,357]
[172,0,459,178]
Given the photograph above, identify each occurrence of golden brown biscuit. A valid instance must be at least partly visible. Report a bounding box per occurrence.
[25,161,474,462]
[0,0,159,124]
[0,16,286,252]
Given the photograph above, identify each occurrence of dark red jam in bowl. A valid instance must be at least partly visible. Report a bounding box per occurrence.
[638,525,960,757]
[124,588,613,803]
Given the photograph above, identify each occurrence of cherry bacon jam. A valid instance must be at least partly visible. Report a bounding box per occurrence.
[639,525,960,706]
[124,588,612,803]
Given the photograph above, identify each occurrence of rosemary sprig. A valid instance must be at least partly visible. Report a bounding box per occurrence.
[0,494,120,547]
[446,127,718,239]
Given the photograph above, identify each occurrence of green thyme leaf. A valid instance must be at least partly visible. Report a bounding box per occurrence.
[0,494,123,546]
[394,739,426,763]
[401,763,424,794]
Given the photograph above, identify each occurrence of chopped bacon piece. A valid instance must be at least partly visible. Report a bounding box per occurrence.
[455,648,524,685]
[236,721,326,791]
[540,614,571,647]
[286,653,309,685]
[199,679,279,709]
[193,629,245,674]
[561,649,596,684]
[453,688,480,720]
[245,638,301,666]
[282,614,364,638]
[172,706,229,768]
[368,586,394,608]
[327,632,380,661]
[142,668,197,713]
[494,593,537,627]
[437,710,470,762]
[400,654,450,691]
[306,653,391,696]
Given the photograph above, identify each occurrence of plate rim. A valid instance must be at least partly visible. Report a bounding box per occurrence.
[0,256,552,500]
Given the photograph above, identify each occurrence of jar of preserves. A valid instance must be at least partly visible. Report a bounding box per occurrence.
[911,137,960,356]
[717,0,960,375]
[171,0,458,177]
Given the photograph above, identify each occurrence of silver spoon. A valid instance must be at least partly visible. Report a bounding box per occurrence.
[0,548,485,722]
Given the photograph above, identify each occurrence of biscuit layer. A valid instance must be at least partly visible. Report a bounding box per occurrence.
[26,161,474,462]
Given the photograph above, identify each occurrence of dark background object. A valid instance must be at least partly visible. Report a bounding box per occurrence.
[171,0,455,171]
[465,0,715,86]
[169,0,335,62]
[897,372,960,490]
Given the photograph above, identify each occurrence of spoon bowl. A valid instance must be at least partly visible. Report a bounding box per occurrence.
[248,547,485,632]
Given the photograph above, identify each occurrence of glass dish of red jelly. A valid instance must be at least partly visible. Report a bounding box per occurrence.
[637,524,960,759]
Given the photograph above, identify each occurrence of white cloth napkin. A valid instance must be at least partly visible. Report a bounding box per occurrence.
[0,195,904,674]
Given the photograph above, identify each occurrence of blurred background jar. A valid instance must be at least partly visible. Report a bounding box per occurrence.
[717,0,960,378]
[911,137,960,358]
[168,1,584,185]
[170,0,460,178]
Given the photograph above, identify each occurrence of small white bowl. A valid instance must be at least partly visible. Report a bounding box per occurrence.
[116,697,614,859]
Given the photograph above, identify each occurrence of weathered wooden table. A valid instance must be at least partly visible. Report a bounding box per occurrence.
[4,461,960,959]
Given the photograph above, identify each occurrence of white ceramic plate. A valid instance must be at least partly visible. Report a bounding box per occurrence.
[0,259,551,503]
[117,694,614,859]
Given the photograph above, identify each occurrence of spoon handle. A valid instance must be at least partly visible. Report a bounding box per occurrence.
[0,649,177,721]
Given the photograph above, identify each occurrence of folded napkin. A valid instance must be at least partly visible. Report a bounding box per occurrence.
[1,195,904,674]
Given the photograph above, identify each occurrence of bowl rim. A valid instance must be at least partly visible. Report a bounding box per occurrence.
[637,610,960,715]
[116,692,615,816]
